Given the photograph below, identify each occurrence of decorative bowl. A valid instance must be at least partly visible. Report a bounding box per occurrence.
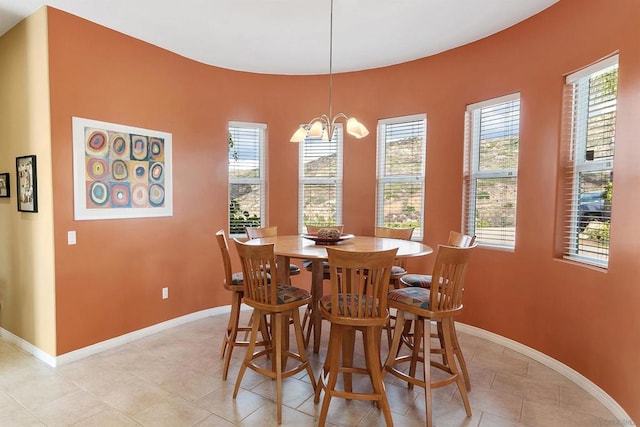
[301,233,354,245]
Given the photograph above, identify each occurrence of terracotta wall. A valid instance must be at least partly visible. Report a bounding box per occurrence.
[44,0,639,421]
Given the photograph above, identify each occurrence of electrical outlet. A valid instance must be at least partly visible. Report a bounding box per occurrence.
[162,287,169,299]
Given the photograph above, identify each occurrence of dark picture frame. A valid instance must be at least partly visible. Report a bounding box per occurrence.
[0,173,9,198]
[16,155,38,212]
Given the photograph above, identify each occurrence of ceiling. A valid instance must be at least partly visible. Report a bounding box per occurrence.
[0,0,558,75]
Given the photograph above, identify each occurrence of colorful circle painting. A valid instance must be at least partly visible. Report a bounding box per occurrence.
[130,135,149,161]
[149,162,164,182]
[111,160,128,181]
[89,181,109,206]
[86,158,109,180]
[86,130,108,154]
[131,184,148,207]
[148,184,165,207]
[110,134,129,158]
[149,137,164,161]
[110,184,131,208]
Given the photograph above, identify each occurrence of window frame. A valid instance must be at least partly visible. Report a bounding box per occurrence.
[228,121,267,236]
[376,114,427,240]
[464,92,521,249]
[298,125,344,233]
[562,55,618,268]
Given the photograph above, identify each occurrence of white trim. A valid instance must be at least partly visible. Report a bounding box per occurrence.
[466,92,520,112]
[456,322,635,426]
[566,54,619,83]
[1,309,632,425]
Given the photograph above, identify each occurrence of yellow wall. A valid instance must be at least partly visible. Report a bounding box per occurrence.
[0,7,56,356]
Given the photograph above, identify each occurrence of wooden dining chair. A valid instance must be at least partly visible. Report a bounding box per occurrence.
[314,246,398,427]
[374,226,415,347]
[374,226,415,288]
[232,238,317,425]
[301,224,344,345]
[246,226,302,279]
[216,230,269,381]
[384,243,476,427]
[399,230,476,390]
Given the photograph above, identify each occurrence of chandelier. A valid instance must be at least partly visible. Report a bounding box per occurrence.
[289,0,369,143]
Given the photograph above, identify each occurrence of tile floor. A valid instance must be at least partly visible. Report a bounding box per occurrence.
[0,310,622,426]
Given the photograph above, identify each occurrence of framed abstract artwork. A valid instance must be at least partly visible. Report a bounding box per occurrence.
[0,173,9,198]
[16,155,38,212]
[72,117,173,220]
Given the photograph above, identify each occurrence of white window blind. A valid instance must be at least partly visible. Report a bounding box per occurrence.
[464,93,520,248]
[561,55,617,267]
[228,122,266,235]
[376,115,426,240]
[298,126,343,232]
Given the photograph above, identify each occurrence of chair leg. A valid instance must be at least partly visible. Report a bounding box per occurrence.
[450,321,471,391]
[408,319,423,390]
[441,318,472,417]
[365,326,393,426]
[384,310,407,376]
[222,291,243,381]
[318,325,342,426]
[273,312,284,425]
[291,307,317,392]
[233,308,262,399]
[421,318,433,427]
[342,328,355,394]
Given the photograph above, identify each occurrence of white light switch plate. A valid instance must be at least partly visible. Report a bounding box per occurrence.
[68,231,76,245]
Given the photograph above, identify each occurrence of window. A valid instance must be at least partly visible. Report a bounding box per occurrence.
[562,55,618,267]
[228,122,266,235]
[464,93,520,248]
[298,127,343,232]
[376,115,426,240]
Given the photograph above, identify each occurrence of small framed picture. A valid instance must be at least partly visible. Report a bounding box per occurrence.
[16,155,38,213]
[0,173,9,198]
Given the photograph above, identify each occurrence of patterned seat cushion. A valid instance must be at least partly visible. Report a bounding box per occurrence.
[231,272,244,285]
[319,294,378,317]
[302,260,330,272]
[390,265,407,277]
[289,264,301,275]
[274,284,311,304]
[400,274,432,288]
[388,287,431,310]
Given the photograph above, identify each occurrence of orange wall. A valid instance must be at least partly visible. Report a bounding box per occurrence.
[46,0,640,421]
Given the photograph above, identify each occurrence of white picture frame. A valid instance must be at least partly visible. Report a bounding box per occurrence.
[72,117,173,220]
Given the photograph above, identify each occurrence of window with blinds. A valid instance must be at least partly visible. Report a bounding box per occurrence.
[228,122,266,235]
[376,115,426,240]
[561,55,618,267]
[464,93,520,248]
[298,126,343,232]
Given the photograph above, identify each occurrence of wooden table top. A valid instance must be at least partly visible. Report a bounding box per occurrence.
[244,234,433,260]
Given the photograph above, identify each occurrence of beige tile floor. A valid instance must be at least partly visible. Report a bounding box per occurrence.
[0,310,622,426]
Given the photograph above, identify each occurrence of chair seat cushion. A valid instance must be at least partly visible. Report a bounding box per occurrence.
[390,265,407,277]
[231,272,244,285]
[388,287,431,310]
[289,263,301,275]
[274,284,311,304]
[319,294,378,317]
[400,274,432,288]
[302,260,330,272]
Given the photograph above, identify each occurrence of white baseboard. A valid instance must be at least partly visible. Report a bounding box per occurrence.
[1,309,633,425]
[456,322,635,426]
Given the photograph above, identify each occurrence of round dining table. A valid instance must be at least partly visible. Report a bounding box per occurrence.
[244,234,433,353]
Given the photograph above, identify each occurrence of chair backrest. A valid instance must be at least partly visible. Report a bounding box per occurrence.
[428,244,476,312]
[447,230,476,248]
[216,229,238,291]
[234,238,279,307]
[246,225,278,239]
[326,247,398,321]
[374,226,414,240]
[306,224,344,234]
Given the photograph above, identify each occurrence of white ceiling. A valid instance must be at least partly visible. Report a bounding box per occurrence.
[0,0,558,75]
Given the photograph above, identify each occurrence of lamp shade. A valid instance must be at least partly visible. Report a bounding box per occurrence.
[308,120,324,137]
[347,117,369,139]
[290,127,308,143]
